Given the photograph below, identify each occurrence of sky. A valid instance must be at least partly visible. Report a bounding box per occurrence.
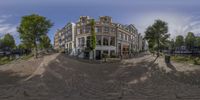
[0,0,200,44]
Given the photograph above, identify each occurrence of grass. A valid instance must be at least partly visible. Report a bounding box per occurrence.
[21,54,33,60]
[0,56,14,65]
[0,54,33,65]
[171,55,200,65]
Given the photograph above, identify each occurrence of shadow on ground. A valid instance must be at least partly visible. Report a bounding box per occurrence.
[0,54,200,100]
[0,70,27,85]
[164,60,200,86]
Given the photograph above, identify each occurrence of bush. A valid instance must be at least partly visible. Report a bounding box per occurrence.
[102,53,108,58]
[110,54,117,58]
[102,53,109,62]
[21,54,33,60]
[1,56,9,61]
[172,56,188,62]
[172,56,200,65]
[0,56,12,65]
[193,57,200,65]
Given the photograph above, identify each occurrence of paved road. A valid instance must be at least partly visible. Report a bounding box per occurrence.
[0,54,200,100]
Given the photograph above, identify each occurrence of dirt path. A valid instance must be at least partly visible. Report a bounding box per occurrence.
[0,53,200,100]
[0,57,43,76]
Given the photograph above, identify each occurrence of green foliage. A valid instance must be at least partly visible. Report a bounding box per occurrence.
[39,35,51,49]
[102,53,108,62]
[90,19,96,50]
[90,19,96,59]
[0,33,16,49]
[195,37,200,47]
[0,38,3,49]
[171,56,189,62]
[110,54,117,58]
[0,54,33,65]
[185,32,195,50]
[102,53,108,58]
[169,39,175,50]
[0,56,13,65]
[18,43,26,49]
[21,54,33,60]
[145,19,169,56]
[17,14,53,58]
[175,35,184,48]
[193,57,200,65]
[171,56,200,65]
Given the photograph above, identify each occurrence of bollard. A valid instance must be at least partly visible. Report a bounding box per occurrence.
[165,55,171,63]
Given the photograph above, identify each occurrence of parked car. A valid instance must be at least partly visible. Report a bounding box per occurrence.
[4,51,11,55]
[0,50,4,56]
[0,49,12,56]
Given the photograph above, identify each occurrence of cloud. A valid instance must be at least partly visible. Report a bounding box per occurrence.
[132,11,200,39]
[0,15,17,38]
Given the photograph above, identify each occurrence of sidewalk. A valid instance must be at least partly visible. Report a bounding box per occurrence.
[156,55,200,72]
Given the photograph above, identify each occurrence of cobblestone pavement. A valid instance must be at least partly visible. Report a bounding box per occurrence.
[0,54,200,100]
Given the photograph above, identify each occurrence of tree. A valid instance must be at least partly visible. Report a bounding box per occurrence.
[169,39,175,51]
[39,35,51,50]
[196,37,200,47]
[145,19,169,58]
[175,35,184,48]
[185,32,195,50]
[0,38,3,49]
[1,33,16,49]
[17,14,53,58]
[18,43,26,49]
[90,19,96,60]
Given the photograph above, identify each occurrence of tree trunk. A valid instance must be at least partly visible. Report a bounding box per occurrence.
[93,50,95,60]
[34,42,38,59]
[157,39,160,57]
[153,55,159,63]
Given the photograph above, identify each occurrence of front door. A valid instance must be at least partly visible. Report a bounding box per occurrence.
[96,50,101,60]
[84,52,90,59]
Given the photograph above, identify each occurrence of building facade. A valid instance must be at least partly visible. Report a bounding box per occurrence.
[75,16,141,59]
[54,22,76,55]
[54,31,60,50]
[54,16,144,59]
[75,16,118,59]
[138,33,143,52]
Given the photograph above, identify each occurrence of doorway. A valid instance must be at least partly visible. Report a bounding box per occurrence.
[96,50,101,60]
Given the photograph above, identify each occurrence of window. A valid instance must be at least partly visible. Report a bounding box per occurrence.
[85,26,90,33]
[110,37,115,46]
[78,49,80,54]
[111,28,115,33]
[129,36,131,41]
[104,27,109,33]
[77,28,81,34]
[121,33,123,39]
[95,26,102,33]
[118,32,121,39]
[125,34,128,41]
[103,50,108,55]
[78,38,81,46]
[81,37,85,46]
[110,50,115,56]
[96,35,102,45]
[123,34,125,40]
[95,27,98,33]
[78,37,85,47]
[103,36,109,46]
[69,43,72,49]
[86,36,91,48]
[82,27,86,33]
